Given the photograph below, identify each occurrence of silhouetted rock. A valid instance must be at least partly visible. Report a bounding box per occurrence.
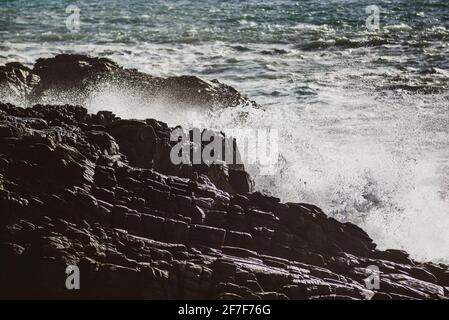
[0,54,259,108]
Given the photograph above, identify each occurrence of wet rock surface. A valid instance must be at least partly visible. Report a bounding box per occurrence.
[1,55,449,300]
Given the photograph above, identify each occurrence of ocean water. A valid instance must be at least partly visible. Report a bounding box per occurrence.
[1,0,449,262]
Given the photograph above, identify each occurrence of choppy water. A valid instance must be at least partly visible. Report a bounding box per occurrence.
[1,0,449,262]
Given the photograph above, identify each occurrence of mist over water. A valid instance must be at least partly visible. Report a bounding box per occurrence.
[1,0,449,262]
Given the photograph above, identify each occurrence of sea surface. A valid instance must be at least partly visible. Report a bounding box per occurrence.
[1,0,449,262]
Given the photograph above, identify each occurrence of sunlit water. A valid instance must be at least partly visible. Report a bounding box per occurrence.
[1,0,449,262]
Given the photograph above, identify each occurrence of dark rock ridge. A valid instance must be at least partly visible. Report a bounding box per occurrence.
[0,56,449,300]
[0,54,258,108]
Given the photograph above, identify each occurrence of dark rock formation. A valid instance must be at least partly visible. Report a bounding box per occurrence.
[0,54,258,109]
[0,55,449,300]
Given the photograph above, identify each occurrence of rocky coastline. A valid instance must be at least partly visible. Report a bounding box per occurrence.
[0,55,448,300]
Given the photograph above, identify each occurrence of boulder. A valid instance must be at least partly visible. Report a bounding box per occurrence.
[204,210,228,228]
[164,219,189,244]
[225,230,254,250]
[229,169,254,193]
[142,214,165,240]
[190,225,226,247]
[372,249,412,265]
